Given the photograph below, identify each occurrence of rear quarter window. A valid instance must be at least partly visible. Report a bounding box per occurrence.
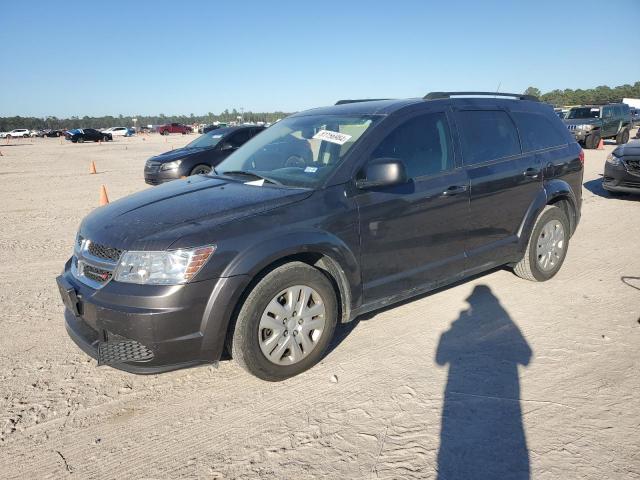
[456,110,520,165]
[510,111,567,152]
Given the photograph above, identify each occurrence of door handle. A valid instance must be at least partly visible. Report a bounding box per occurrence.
[440,185,469,197]
[523,168,540,178]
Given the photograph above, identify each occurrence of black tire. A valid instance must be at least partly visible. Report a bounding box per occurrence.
[513,205,570,282]
[77,137,84,143]
[190,164,212,175]
[23,134,29,138]
[616,129,630,145]
[585,133,600,149]
[103,135,109,142]
[162,130,169,136]
[230,262,338,381]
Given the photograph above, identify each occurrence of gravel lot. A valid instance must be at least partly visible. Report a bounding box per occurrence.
[0,131,638,479]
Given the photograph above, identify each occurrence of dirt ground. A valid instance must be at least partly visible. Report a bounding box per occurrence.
[0,131,638,479]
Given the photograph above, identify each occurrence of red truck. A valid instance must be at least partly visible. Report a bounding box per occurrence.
[157,123,193,135]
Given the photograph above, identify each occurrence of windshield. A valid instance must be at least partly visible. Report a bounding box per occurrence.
[185,130,226,149]
[567,107,600,119]
[215,114,380,187]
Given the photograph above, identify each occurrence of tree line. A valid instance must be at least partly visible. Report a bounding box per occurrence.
[0,109,291,132]
[2,82,639,131]
[523,81,640,107]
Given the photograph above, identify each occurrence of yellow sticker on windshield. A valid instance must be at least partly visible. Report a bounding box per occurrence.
[313,129,352,145]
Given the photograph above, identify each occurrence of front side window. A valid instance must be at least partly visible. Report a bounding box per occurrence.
[371,112,453,178]
[457,110,521,165]
[511,111,567,152]
[216,114,381,187]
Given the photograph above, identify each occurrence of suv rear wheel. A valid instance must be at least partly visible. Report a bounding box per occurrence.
[230,262,338,381]
[514,205,570,282]
[616,129,630,145]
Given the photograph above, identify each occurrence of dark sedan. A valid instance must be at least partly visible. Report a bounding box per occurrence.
[603,139,640,195]
[144,125,264,185]
[44,129,65,137]
[65,128,112,143]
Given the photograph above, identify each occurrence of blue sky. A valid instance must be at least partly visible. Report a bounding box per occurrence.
[1,0,639,117]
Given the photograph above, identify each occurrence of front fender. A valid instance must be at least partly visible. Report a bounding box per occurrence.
[221,228,361,308]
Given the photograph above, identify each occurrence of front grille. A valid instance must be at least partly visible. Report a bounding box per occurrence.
[77,235,83,248]
[566,124,576,131]
[83,264,113,283]
[88,242,122,262]
[625,159,640,175]
[145,160,161,172]
[98,340,154,365]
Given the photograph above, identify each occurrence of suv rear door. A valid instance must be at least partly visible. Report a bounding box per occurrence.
[355,109,469,301]
[601,105,618,137]
[454,107,542,270]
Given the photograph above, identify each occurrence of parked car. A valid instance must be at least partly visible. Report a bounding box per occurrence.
[57,91,583,381]
[102,127,131,137]
[563,103,632,149]
[144,126,264,185]
[65,128,112,143]
[157,123,192,135]
[603,139,640,195]
[44,129,65,137]
[30,129,46,137]
[2,129,31,138]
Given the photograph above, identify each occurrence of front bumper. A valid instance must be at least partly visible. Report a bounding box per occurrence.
[603,161,640,193]
[144,166,188,185]
[57,261,249,374]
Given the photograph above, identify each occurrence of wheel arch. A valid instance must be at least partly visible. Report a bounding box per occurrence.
[517,180,579,254]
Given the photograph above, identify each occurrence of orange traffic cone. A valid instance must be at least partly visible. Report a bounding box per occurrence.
[99,185,109,206]
[597,138,604,150]
[89,161,97,174]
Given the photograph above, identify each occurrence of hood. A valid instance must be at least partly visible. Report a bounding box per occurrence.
[80,175,312,251]
[613,139,640,159]
[149,146,208,162]
[563,118,601,126]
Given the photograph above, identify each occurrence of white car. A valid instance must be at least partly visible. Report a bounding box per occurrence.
[2,129,31,138]
[102,127,130,137]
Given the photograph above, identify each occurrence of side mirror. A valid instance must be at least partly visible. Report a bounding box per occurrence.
[220,142,235,151]
[356,158,408,189]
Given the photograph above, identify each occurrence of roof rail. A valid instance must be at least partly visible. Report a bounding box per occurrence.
[424,91,539,102]
[335,99,390,105]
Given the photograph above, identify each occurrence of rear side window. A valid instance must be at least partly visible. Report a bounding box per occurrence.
[456,110,520,165]
[228,129,252,147]
[372,112,453,178]
[510,111,567,152]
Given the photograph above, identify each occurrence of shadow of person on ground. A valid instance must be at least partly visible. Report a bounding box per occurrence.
[436,285,532,480]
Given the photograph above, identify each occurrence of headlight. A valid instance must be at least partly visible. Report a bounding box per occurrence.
[113,245,216,285]
[606,153,622,166]
[160,159,183,171]
[578,124,594,131]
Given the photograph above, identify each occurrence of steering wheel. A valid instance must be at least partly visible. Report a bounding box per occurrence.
[284,155,306,169]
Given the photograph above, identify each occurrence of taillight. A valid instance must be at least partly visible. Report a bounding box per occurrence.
[578,149,584,165]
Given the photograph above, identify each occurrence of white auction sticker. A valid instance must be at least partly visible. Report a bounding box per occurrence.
[313,130,352,145]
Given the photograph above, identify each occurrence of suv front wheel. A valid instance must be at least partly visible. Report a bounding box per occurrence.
[514,205,570,282]
[230,262,338,381]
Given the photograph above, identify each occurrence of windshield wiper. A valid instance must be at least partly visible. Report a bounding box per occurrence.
[219,170,281,185]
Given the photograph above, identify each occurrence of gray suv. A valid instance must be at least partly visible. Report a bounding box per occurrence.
[563,103,632,149]
[57,92,583,381]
